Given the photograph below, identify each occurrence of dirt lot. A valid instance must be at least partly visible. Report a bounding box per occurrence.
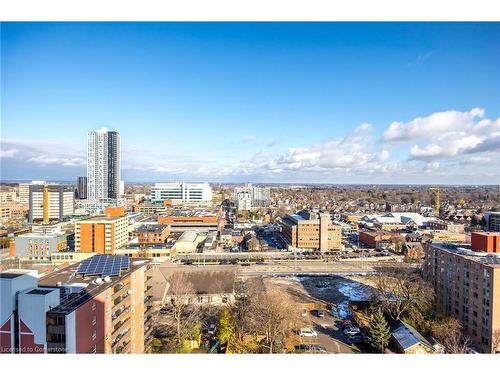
[262,275,377,354]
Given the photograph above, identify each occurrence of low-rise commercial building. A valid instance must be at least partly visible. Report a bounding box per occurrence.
[12,230,68,261]
[132,224,170,246]
[428,220,465,233]
[157,208,223,233]
[171,230,208,254]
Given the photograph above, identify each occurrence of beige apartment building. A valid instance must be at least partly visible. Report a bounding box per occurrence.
[428,220,465,233]
[422,240,500,353]
[281,210,342,252]
[0,191,17,203]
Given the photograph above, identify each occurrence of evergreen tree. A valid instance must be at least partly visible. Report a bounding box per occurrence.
[366,310,391,353]
[218,308,234,345]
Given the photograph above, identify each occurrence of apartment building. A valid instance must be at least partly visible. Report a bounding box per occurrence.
[75,215,129,254]
[422,233,500,353]
[281,210,342,252]
[234,184,271,211]
[76,177,88,199]
[87,128,121,201]
[151,182,212,205]
[28,184,74,224]
[0,255,154,354]
[484,212,500,232]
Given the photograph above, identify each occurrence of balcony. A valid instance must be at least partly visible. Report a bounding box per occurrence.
[47,324,65,335]
[112,283,130,299]
[111,318,131,341]
[112,294,131,313]
[112,328,129,349]
[111,307,130,322]
[114,340,131,354]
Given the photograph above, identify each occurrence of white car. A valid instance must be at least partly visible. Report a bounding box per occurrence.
[299,328,318,337]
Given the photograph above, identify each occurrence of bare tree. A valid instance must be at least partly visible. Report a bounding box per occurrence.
[254,289,299,353]
[491,329,500,353]
[374,266,434,321]
[162,271,200,346]
[432,318,472,354]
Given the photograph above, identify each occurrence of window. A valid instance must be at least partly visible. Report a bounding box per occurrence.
[92,316,96,326]
[90,345,97,354]
[92,330,96,341]
[92,302,96,311]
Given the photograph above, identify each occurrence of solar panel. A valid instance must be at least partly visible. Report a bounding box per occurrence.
[75,254,131,278]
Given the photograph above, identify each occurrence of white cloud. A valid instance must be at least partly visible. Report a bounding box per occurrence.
[27,155,86,166]
[408,51,433,67]
[382,108,485,142]
[240,135,256,143]
[379,108,500,163]
[0,148,18,158]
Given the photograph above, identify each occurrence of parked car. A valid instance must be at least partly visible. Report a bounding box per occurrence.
[340,319,353,328]
[299,328,318,337]
[343,325,361,335]
[347,334,364,344]
[159,307,170,315]
[316,310,325,318]
[207,324,217,335]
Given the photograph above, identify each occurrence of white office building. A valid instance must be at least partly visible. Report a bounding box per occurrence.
[151,182,213,204]
[87,128,121,201]
[28,184,74,223]
[18,180,46,206]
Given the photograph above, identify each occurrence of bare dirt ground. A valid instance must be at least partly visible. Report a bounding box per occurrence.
[261,275,377,354]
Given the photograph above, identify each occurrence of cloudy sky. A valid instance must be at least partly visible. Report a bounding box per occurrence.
[1,23,499,184]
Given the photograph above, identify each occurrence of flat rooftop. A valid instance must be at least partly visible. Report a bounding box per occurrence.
[169,209,219,217]
[39,256,152,314]
[78,215,126,222]
[135,224,168,233]
[26,288,54,295]
[431,242,500,267]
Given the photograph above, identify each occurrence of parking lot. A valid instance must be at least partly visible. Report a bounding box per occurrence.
[263,275,375,353]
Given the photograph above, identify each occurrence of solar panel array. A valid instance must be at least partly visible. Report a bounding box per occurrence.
[76,254,130,278]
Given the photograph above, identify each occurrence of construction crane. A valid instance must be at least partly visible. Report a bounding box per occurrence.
[429,187,441,217]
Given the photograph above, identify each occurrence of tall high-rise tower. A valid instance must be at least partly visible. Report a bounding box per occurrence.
[87,128,121,201]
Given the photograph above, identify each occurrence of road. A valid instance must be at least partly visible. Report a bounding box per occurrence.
[237,259,412,277]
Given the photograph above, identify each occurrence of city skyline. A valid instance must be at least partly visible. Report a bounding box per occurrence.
[1,22,499,184]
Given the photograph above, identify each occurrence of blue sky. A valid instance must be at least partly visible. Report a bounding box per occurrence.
[1,22,499,184]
